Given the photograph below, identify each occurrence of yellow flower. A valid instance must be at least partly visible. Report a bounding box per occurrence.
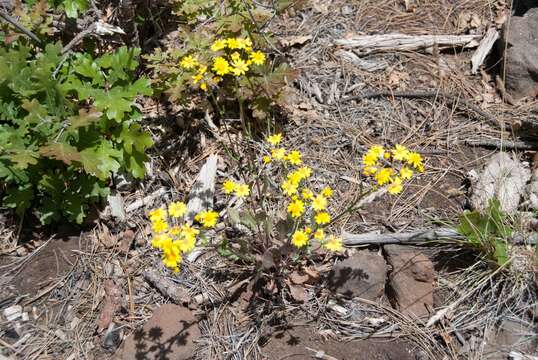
[291,230,309,248]
[200,82,207,91]
[407,152,423,169]
[314,228,325,240]
[263,155,271,164]
[387,177,403,195]
[179,235,196,253]
[363,165,378,177]
[301,188,314,200]
[392,144,410,161]
[312,194,327,211]
[180,55,198,69]
[400,166,413,180]
[168,201,187,218]
[287,199,305,218]
[151,233,171,249]
[195,210,219,228]
[281,180,298,196]
[271,147,286,160]
[297,166,312,179]
[287,171,303,186]
[367,145,385,158]
[212,57,231,76]
[222,180,236,195]
[374,168,394,185]
[304,227,312,235]
[162,240,182,270]
[235,183,250,198]
[226,37,240,49]
[179,225,199,252]
[230,51,241,62]
[152,219,169,233]
[149,207,167,222]
[192,73,203,84]
[236,37,252,50]
[314,212,331,225]
[323,235,343,251]
[267,133,282,146]
[285,150,302,165]
[170,226,182,236]
[211,39,227,51]
[231,59,249,76]
[321,187,333,197]
[362,152,378,167]
[249,51,265,65]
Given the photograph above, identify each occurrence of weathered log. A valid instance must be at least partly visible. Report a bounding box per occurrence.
[334,33,481,54]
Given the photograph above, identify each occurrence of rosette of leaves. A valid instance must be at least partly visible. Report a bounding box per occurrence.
[0,42,153,224]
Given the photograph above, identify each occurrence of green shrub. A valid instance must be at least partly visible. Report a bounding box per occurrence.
[0,42,152,224]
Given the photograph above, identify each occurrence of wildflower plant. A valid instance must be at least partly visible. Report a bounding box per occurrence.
[148,200,220,272]
[147,34,294,122]
[218,134,342,262]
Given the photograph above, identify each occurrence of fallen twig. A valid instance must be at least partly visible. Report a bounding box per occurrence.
[341,90,502,129]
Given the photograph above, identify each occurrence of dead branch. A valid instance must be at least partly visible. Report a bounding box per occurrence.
[334,33,480,54]
[0,10,43,46]
[471,28,499,74]
[341,90,502,129]
[343,228,538,246]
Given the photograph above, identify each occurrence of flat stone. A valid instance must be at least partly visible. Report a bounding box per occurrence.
[326,251,387,300]
[384,245,434,319]
[117,304,200,360]
[500,8,538,101]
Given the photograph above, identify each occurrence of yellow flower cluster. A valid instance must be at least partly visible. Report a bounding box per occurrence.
[263,133,343,252]
[148,202,219,272]
[362,144,424,195]
[222,179,250,198]
[179,37,266,91]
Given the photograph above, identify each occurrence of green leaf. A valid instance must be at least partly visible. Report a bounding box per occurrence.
[93,87,134,121]
[241,210,257,231]
[64,0,89,18]
[124,151,147,179]
[7,150,39,169]
[494,240,509,266]
[4,185,34,215]
[80,142,122,180]
[119,123,153,154]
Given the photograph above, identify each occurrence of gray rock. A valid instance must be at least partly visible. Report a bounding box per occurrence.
[469,153,530,214]
[326,251,387,300]
[500,8,538,101]
[384,245,434,319]
[117,304,200,359]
